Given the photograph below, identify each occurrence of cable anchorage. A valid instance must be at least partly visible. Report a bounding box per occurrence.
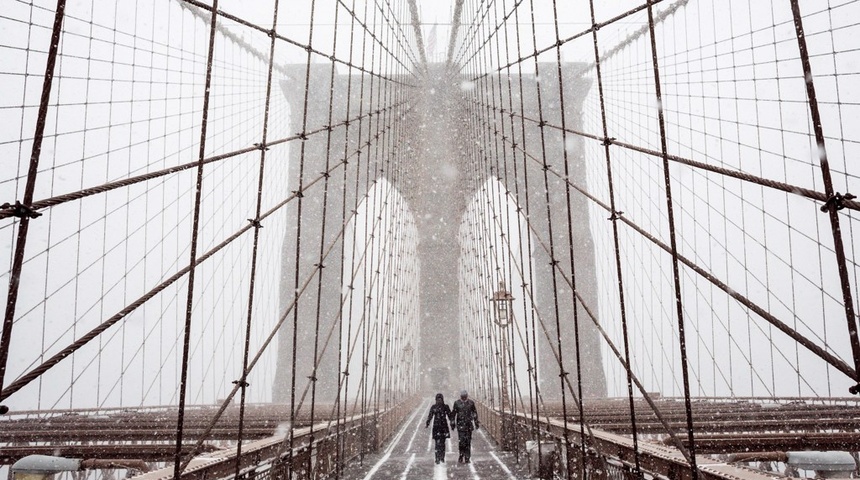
[1,201,42,219]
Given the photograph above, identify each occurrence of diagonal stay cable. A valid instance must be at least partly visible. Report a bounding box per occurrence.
[176,171,398,474]
[0,0,67,392]
[490,122,860,383]
[178,0,413,88]
[231,0,282,476]
[477,171,695,464]
[461,0,673,79]
[0,116,406,403]
[0,104,405,221]
[174,1,221,474]
[471,100,860,212]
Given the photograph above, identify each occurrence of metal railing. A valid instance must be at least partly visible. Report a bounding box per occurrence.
[130,397,419,480]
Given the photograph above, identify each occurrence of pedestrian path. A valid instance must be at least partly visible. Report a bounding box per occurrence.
[343,406,532,479]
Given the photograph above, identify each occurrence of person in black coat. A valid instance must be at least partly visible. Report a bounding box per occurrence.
[450,390,479,463]
[425,393,452,464]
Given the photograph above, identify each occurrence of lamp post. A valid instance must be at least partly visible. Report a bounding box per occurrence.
[490,281,514,411]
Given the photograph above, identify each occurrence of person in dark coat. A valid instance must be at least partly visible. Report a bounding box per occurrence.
[425,392,452,464]
[450,389,479,463]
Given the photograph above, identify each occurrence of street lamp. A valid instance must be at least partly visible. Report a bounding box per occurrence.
[490,280,514,411]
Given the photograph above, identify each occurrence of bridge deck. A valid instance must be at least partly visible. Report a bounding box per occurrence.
[343,406,530,479]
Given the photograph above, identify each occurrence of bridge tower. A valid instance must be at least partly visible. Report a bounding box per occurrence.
[273,62,606,402]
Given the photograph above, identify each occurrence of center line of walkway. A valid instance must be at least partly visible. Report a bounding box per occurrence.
[469,461,481,479]
[362,407,422,480]
[404,412,422,453]
[399,453,416,479]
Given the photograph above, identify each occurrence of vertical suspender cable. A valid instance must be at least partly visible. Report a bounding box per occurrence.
[525,0,570,470]
[287,0,318,475]
[306,0,343,474]
[233,1,281,478]
[337,0,360,473]
[549,2,586,476]
[788,0,860,391]
[355,0,372,459]
[0,0,67,394]
[586,0,642,476]
[644,3,698,477]
[491,0,520,432]
[511,0,542,447]
[174,1,219,477]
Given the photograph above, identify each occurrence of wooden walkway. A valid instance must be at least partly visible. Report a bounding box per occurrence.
[342,406,532,479]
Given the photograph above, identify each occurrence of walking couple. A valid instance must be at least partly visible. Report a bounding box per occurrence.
[425,390,480,464]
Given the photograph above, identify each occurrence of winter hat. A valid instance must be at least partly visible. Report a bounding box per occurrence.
[436,393,444,400]
[460,390,468,398]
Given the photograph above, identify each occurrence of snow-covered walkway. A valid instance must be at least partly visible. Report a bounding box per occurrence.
[342,406,531,479]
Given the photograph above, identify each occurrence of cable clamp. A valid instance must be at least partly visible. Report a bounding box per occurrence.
[307,375,317,382]
[232,379,250,387]
[292,189,304,198]
[298,132,308,141]
[1,201,42,219]
[559,371,569,378]
[253,142,269,151]
[850,384,860,395]
[248,218,263,228]
[607,211,624,221]
[820,192,856,212]
[602,137,616,147]
[315,262,325,269]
